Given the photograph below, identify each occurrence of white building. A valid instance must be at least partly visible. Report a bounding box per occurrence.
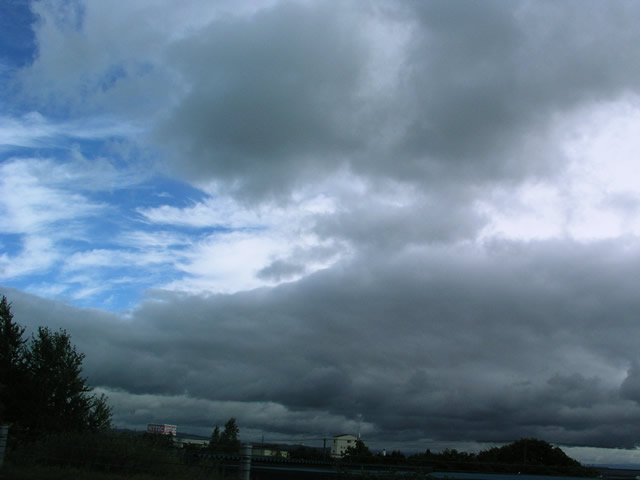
[331,434,358,458]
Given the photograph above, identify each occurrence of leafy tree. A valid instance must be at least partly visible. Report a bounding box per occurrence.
[477,438,579,466]
[218,417,240,453]
[404,438,597,476]
[0,295,28,425]
[209,425,220,451]
[475,438,599,476]
[441,448,476,462]
[29,327,95,432]
[0,297,111,440]
[86,393,113,432]
[343,438,372,461]
[387,450,406,462]
[372,449,406,465]
[0,296,26,375]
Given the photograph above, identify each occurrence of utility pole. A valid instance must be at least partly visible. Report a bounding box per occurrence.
[240,444,252,480]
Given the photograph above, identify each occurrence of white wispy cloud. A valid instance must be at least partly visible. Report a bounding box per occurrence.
[166,231,296,294]
[0,157,108,280]
[117,230,193,249]
[0,157,105,234]
[135,189,343,294]
[0,235,60,279]
[0,112,140,151]
[0,155,147,287]
[63,247,182,273]
[137,196,264,229]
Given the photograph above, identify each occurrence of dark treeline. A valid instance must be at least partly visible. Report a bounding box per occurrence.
[413,438,598,476]
[333,438,599,477]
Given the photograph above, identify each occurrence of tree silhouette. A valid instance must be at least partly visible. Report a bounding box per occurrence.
[0,296,111,441]
[218,417,240,453]
[0,295,28,425]
[477,438,581,467]
[343,438,372,461]
[209,425,220,451]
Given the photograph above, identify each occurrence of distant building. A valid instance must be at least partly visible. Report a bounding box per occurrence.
[173,436,209,448]
[331,434,357,458]
[147,424,177,436]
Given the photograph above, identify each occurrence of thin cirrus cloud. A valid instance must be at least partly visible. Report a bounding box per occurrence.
[0,158,104,234]
[0,112,141,151]
[0,157,106,281]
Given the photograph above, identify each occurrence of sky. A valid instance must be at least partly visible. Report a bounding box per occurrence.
[3,0,640,465]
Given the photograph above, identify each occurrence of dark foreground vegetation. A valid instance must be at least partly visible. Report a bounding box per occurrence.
[4,435,599,480]
[418,438,598,476]
[4,431,225,479]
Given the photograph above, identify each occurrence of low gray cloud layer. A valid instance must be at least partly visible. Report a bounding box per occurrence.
[5,237,640,448]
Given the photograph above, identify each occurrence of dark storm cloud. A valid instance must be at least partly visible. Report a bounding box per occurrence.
[620,364,640,402]
[155,1,368,198]
[5,237,640,447]
[256,259,306,281]
[313,190,486,249]
[154,0,640,198]
[396,0,640,174]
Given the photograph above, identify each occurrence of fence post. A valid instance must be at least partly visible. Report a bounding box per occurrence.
[239,443,252,480]
[0,425,8,468]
